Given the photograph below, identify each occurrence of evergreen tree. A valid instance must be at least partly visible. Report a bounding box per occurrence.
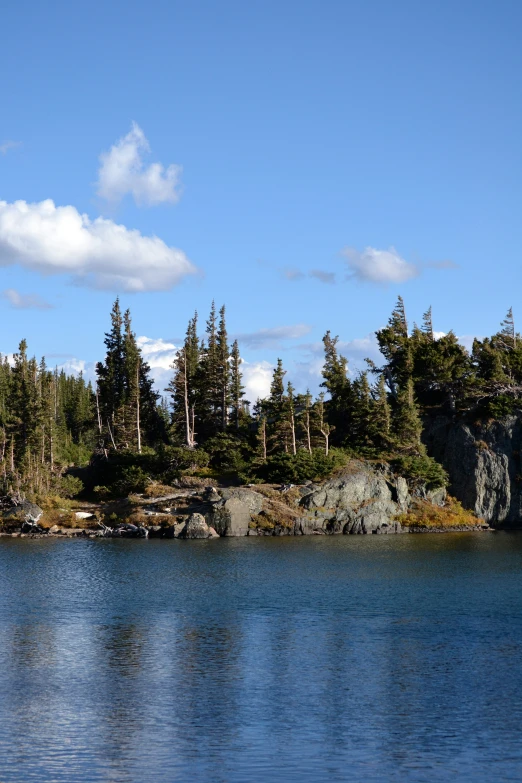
[230,339,245,430]
[216,305,231,430]
[393,379,424,454]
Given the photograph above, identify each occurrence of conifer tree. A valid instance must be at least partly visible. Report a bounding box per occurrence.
[230,339,244,430]
[267,359,287,453]
[393,378,424,454]
[285,381,297,455]
[168,313,200,447]
[216,305,231,430]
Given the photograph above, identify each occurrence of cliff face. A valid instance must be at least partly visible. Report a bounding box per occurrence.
[423,414,522,527]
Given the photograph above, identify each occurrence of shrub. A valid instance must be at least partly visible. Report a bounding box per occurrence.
[391,454,448,490]
[53,474,84,498]
[486,394,515,419]
[397,496,483,529]
[253,448,349,484]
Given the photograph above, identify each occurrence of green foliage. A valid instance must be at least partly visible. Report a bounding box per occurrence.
[53,474,84,498]
[253,447,349,484]
[390,455,448,490]
[485,394,516,418]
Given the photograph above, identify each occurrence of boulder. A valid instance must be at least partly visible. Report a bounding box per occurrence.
[3,500,43,526]
[299,462,406,534]
[207,488,264,536]
[179,513,218,539]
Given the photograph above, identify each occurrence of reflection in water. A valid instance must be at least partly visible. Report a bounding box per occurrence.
[0,535,522,781]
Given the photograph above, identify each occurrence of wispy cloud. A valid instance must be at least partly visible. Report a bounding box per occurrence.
[97,123,182,206]
[0,140,21,155]
[310,269,335,284]
[235,324,312,350]
[343,246,419,285]
[281,267,336,284]
[282,267,306,281]
[427,259,458,270]
[0,199,197,292]
[2,288,53,309]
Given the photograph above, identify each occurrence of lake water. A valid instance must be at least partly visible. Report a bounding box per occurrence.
[1,534,522,782]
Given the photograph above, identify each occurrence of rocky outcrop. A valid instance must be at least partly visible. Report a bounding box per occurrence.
[207,488,264,536]
[298,462,407,535]
[2,499,43,526]
[179,513,219,539]
[424,414,522,527]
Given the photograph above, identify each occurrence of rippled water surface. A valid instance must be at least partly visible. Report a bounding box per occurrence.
[1,534,522,782]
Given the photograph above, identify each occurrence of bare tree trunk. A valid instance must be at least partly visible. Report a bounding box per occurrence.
[290,412,296,455]
[305,410,312,454]
[49,414,54,469]
[107,419,117,450]
[320,429,329,456]
[136,362,142,454]
[95,386,103,434]
[183,351,192,448]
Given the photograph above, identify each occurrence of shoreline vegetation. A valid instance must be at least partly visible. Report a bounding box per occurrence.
[1,296,521,537]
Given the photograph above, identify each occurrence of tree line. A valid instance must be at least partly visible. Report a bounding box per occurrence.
[4,295,522,498]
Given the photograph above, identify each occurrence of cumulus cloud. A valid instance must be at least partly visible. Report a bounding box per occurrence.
[137,336,179,390]
[3,288,53,309]
[242,360,273,402]
[235,324,312,350]
[0,199,197,292]
[0,140,21,155]
[97,123,182,206]
[343,246,419,285]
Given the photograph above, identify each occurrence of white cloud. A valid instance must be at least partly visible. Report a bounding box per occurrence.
[242,360,273,402]
[56,358,96,382]
[0,199,197,292]
[0,140,21,155]
[137,335,179,391]
[343,246,419,284]
[97,123,182,206]
[3,288,53,309]
[235,324,312,350]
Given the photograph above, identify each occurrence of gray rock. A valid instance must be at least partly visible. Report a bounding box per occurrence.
[179,513,217,539]
[299,462,406,535]
[207,488,264,536]
[3,500,43,526]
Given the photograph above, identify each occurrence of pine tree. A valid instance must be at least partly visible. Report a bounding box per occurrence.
[285,381,297,455]
[500,308,516,349]
[216,305,231,430]
[267,359,287,453]
[421,306,434,341]
[230,339,244,430]
[96,298,125,442]
[393,378,424,454]
[168,313,200,447]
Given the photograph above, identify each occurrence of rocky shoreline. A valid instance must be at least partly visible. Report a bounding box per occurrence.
[0,459,491,539]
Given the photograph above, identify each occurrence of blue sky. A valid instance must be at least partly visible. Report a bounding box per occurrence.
[1,0,521,400]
